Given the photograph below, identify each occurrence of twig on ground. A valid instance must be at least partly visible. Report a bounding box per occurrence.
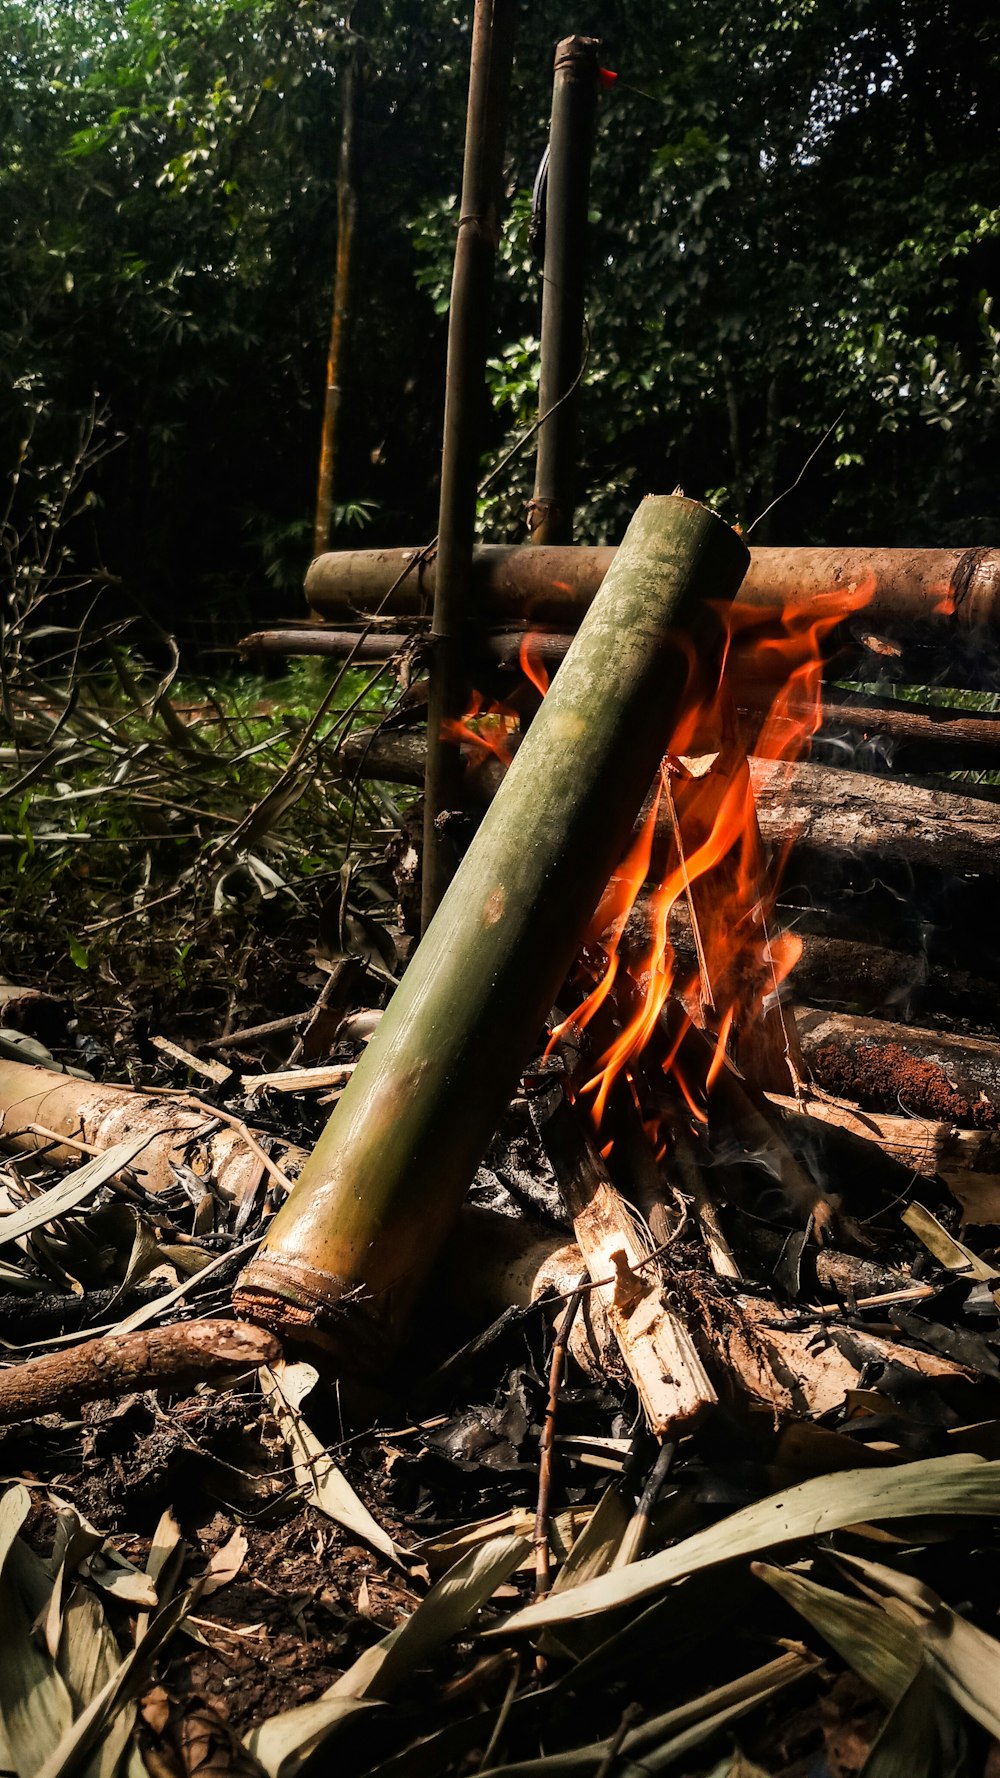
[0,1319,280,1424]
[535,1270,589,1599]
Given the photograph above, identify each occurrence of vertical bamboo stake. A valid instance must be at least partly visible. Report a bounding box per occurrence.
[237,497,749,1376]
[529,36,601,548]
[313,27,362,561]
[421,0,518,932]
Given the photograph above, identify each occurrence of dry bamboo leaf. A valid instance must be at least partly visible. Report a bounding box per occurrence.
[56,1584,136,1778]
[860,1662,964,1778]
[494,1454,1000,1633]
[0,1485,75,1778]
[902,1203,1000,1306]
[201,1527,248,1598]
[414,1507,591,1576]
[753,1563,921,1707]
[259,1361,399,1563]
[242,1697,376,1778]
[0,1134,152,1248]
[476,1650,818,1776]
[46,1498,157,1609]
[136,1509,183,1645]
[835,1552,1000,1740]
[551,1486,631,1594]
[329,1532,529,1702]
[244,1535,528,1778]
[33,1584,199,1778]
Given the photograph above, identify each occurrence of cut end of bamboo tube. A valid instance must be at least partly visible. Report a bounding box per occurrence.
[234,1253,393,1376]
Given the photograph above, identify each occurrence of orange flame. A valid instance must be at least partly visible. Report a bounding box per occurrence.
[442,689,519,770]
[519,631,550,698]
[560,575,876,1129]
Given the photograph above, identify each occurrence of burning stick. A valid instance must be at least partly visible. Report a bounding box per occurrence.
[236,496,748,1375]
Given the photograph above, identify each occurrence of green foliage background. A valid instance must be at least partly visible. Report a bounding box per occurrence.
[2,0,999,639]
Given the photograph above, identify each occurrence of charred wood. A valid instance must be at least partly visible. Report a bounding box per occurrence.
[795,1008,1000,1127]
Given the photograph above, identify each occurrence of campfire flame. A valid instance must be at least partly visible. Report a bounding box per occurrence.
[445,574,875,1132]
[558,578,875,1125]
[441,689,519,770]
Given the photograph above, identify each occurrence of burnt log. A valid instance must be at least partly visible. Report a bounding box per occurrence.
[795,1008,1000,1127]
[782,688,1000,775]
[745,757,1000,880]
[611,907,996,1026]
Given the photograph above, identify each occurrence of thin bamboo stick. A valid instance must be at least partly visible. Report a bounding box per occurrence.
[422,0,517,929]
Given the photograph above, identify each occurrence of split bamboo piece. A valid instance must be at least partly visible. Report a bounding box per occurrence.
[534,1092,717,1435]
[236,496,749,1374]
[0,1056,305,1203]
[768,1089,1000,1222]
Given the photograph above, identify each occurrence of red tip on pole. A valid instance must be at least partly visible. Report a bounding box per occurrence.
[598,67,618,90]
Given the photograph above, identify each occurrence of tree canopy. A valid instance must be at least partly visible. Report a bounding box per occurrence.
[2,0,998,637]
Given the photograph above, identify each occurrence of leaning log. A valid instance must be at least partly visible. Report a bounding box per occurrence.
[235,496,749,1376]
[305,542,1000,635]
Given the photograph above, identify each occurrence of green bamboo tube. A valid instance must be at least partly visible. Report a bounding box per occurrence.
[236,496,748,1374]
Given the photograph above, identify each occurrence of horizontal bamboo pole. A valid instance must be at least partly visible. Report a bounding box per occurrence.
[244,629,1000,769]
[305,542,1000,635]
[236,497,749,1374]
